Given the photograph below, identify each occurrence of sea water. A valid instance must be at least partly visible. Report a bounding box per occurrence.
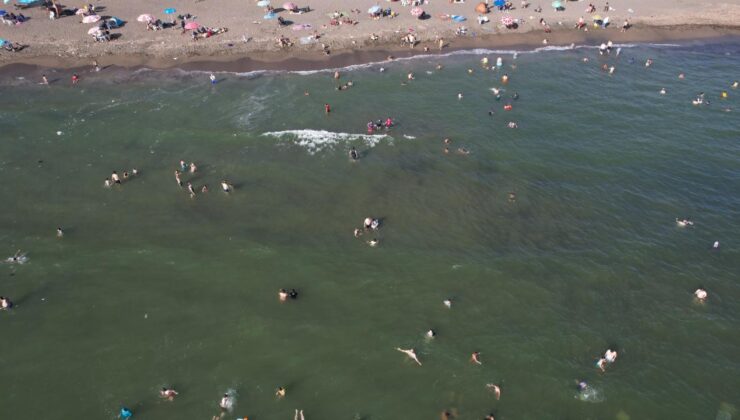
[0,41,738,420]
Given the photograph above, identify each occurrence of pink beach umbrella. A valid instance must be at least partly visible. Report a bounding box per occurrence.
[282,2,297,10]
[184,21,200,30]
[501,16,514,26]
[410,6,424,17]
[82,14,100,23]
[88,26,102,35]
[137,14,155,23]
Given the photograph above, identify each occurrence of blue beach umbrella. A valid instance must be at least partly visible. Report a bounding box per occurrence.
[0,10,6,15]
[263,12,276,19]
[551,0,562,8]
[0,38,5,47]
[17,0,39,4]
[493,0,505,6]
[164,8,176,14]
[256,0,270,6]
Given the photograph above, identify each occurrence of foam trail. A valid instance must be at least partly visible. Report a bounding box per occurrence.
[262,129,392,154]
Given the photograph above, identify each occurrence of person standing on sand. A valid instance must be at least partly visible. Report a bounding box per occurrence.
[93,60,100,72]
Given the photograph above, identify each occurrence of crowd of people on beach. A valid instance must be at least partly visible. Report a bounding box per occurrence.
[1,1,737,418]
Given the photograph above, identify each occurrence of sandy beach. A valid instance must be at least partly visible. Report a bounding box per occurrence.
[0,0,739,70]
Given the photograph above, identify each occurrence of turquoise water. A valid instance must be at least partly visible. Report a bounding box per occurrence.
[1,41,739,420]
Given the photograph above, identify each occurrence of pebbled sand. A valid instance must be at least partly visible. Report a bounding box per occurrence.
[0,0,739,69]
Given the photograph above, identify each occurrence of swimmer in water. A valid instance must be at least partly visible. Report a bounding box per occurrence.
[675,218,693,227]
[694,288,707,301]
[577,380,589,392]
[443,298,452,308]
[57,227,64,238]
[0,296,14,310]
[407,72,415,80]
[219,393,233,413]
[486,383,501,400]
[221,180,232,193]
[679,73,685,79]
[471,352,482,365]
[367,239,379,247]
[426,329,436,338]
[276,387,286,398]
[279,289,288,302]
[111,171,121,184]
[201,185,209,193]
[294,409,305,420]
[349,147,359,161]
[660,88,667,95]
[732,81,738,88]
[508,192,516,202]
[596,357,607,372]
[604,349,617,364]
[104,178,112,188]
[645,59,653,67]
[179,160,188,171]
[289,289,298,299]
[456,148,470,155]
[5,250,28,265]
[712,240,720,249]
[187,182,196,198]
[175,170,183,187]
[363,217,374,230]
[396,347,422,366]
[120,407,133,419]
[160,387,178,401]
[189,162,197,173]
[484,415,495,420]
[508,122,518,129]
[457,93,463,100]
[353,228,362,238]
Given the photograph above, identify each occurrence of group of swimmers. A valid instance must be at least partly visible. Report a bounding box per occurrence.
[173,159,233,197]
[353,217,380,247]
[366,117,394,134]
[104,169,138,187]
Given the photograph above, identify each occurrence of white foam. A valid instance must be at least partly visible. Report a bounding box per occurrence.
[262,129,392,154]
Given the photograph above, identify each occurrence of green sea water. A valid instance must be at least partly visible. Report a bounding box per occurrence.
[1,41,739,420]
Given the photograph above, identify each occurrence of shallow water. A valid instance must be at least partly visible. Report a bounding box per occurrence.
[1,41,739,420]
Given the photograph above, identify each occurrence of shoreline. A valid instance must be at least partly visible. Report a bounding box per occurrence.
[1,24,738,75]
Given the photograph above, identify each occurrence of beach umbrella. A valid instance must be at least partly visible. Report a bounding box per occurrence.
[17,0,38,4]
[82,14,101,23]
[88,26,102,34]
[0,38,5,46]
[410,7,423,17]
[368,5,381,14]
[137,14,155,23]
[592,14,602,21]
[263,12,276,19]
[163,8,176,14]
[551,0,562,8]
[475,2,487,13]
[75,8,86,15]
[501,16,514,26]
[109,17,124,26]
[0,10,6,15]
[282,2,297,10]
[493,0,505,6]
[256,0,270,6]
[184,21,199,29]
